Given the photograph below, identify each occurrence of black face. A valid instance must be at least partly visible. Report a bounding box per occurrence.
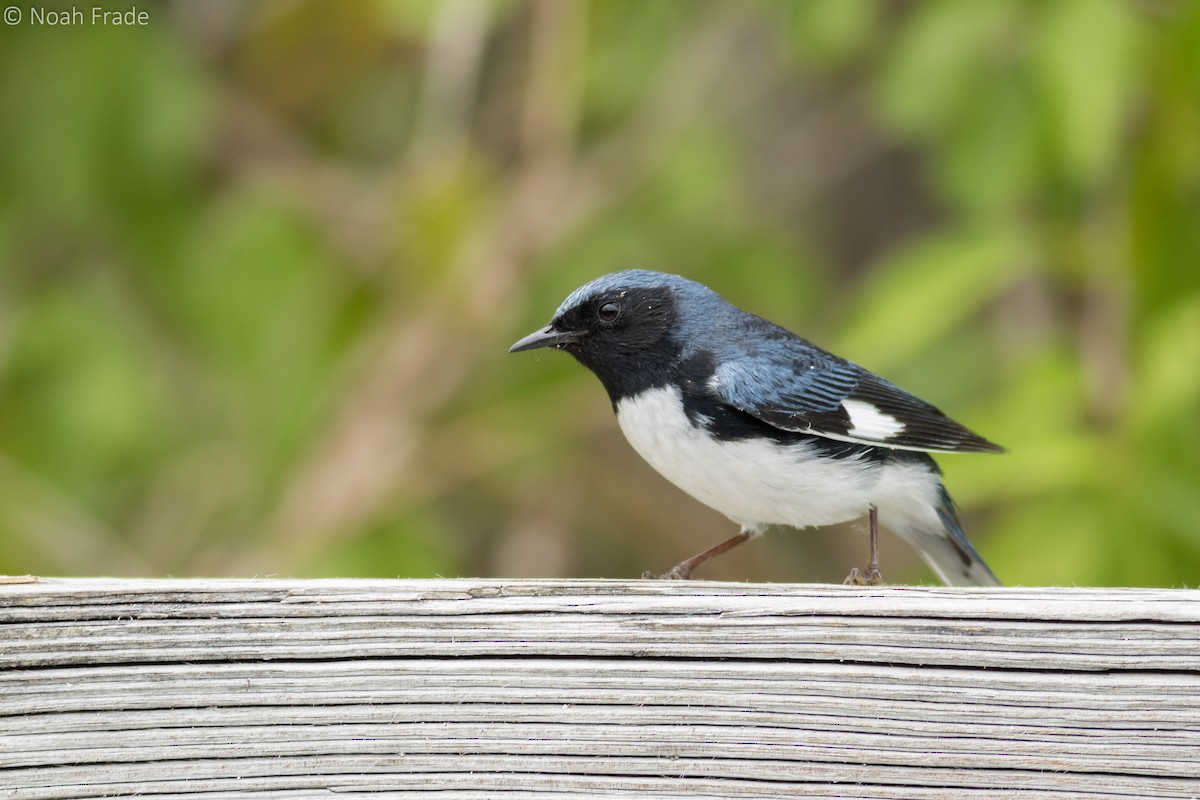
[515,286,682,404]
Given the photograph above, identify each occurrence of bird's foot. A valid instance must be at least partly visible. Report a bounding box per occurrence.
[642,564,692,580]
[844,504,884,585]
[843,566,883,586]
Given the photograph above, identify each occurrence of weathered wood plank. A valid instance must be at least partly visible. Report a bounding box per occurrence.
[2,578,1198,798]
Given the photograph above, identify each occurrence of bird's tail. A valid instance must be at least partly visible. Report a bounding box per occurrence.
[895,486,1001,587]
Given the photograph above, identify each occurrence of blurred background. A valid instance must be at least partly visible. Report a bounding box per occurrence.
[1,0,1197,586]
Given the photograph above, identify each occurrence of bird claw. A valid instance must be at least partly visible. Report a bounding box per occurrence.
[844,504,884,585]
[843,566,883,586]
[642,565,692,580]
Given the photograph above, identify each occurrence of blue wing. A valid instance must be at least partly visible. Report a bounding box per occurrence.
[710,338,1002,454]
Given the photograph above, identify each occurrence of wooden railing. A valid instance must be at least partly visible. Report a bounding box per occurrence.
[2,578,1198,798]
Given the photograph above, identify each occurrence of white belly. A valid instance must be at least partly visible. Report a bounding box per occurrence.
[615,386,941,533]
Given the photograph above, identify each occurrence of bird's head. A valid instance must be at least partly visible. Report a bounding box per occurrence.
[510,270,713,401]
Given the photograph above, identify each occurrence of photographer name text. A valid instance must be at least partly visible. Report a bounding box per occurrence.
[6,6,150,26]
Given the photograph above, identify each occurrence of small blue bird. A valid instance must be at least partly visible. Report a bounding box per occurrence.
[510,270,1003,586]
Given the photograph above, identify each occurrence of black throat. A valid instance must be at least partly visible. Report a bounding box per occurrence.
[567,335,682,407]
[561,292,684,407]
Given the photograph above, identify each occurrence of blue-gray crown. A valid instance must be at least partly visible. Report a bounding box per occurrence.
[555,269,722,320]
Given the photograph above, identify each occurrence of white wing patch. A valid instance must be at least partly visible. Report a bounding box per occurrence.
[841,399,905,441]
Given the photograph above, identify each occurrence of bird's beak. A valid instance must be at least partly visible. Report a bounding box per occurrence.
[509,325,583,353]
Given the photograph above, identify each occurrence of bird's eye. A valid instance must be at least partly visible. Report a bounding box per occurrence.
[597,302,621,323]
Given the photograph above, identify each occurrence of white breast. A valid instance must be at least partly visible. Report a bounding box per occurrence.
[615,385,941,533]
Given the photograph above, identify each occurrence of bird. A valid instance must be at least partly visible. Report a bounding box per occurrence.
[509,269,1004,586]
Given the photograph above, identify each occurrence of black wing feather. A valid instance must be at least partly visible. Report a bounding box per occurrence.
[711,341,1002,454]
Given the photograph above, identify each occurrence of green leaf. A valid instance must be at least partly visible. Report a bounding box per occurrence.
[835,229,1031,370]
[874,1,1019,138]
[1032,0,1143,185]
[1129,298,1200,434]
[781,0,878,68]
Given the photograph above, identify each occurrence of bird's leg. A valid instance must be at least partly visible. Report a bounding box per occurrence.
[864,504,883,584]
[644,528,752,580]
[844,504,884,586]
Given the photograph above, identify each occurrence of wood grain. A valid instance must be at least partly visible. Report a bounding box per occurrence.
[1,578,1197,798]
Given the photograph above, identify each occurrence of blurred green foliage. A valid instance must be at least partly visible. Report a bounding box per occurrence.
[1,0,1197,586]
